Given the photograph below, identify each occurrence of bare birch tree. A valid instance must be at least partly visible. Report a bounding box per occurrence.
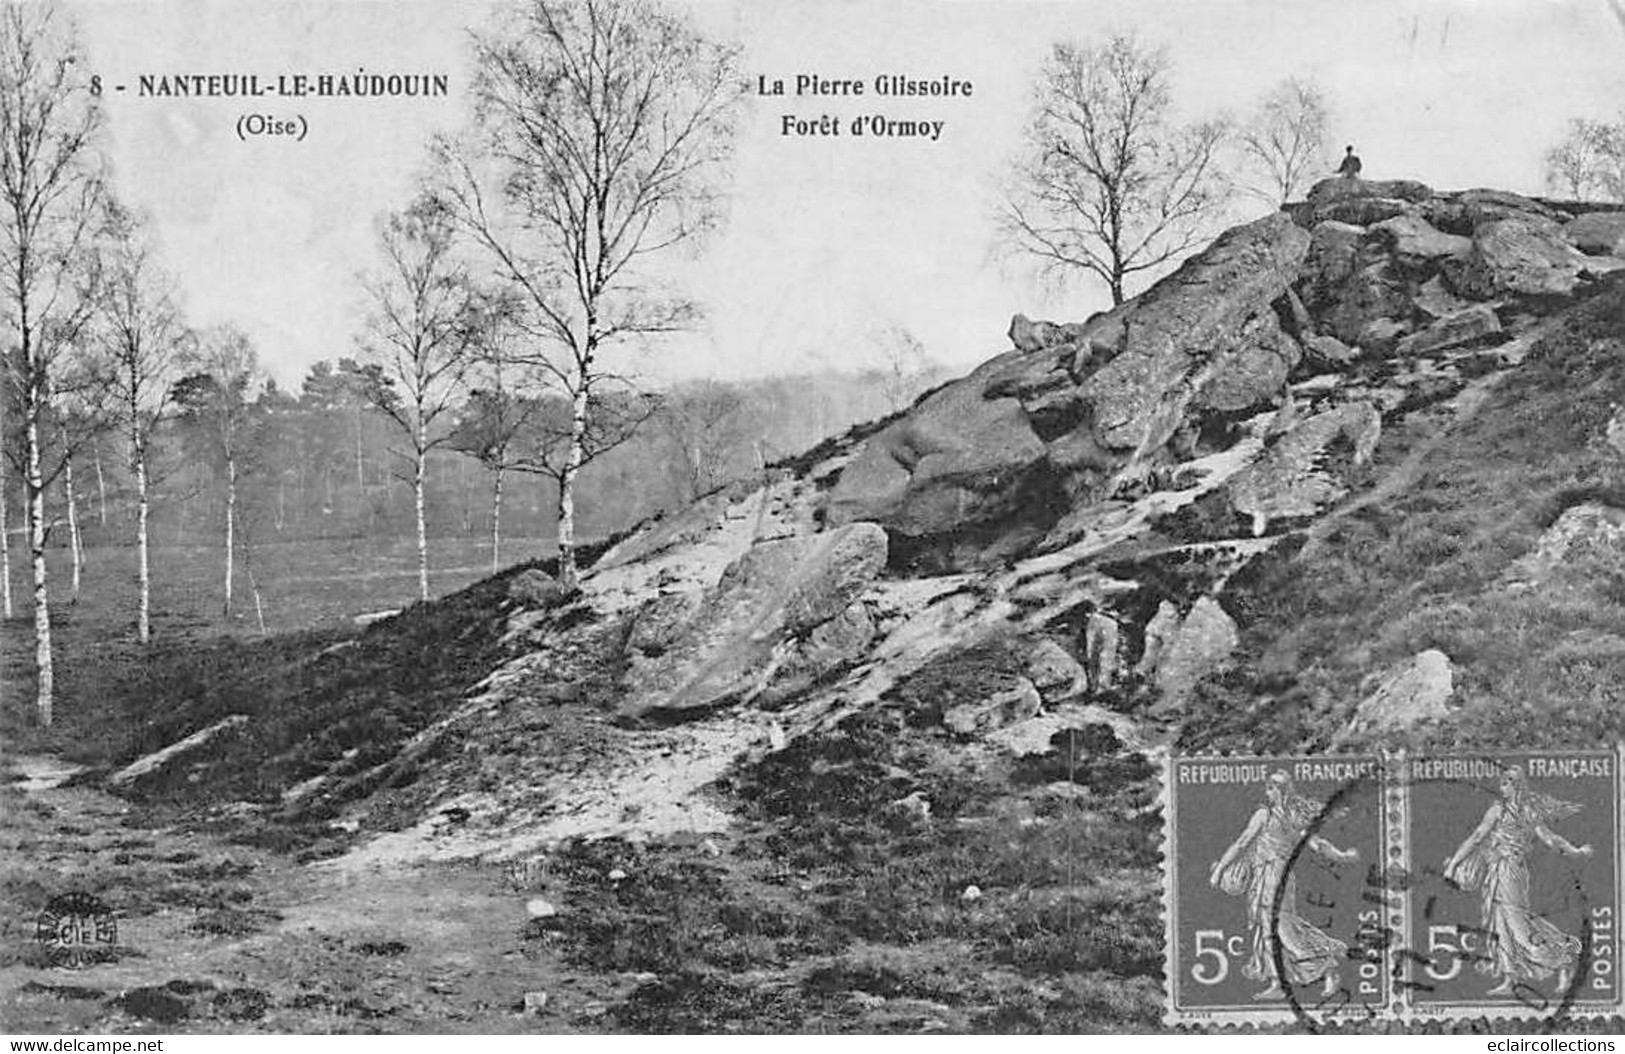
[657,379,744,501]
[1239,76,1329,204]
[354,199,480,602]
[999,34,1229,305]
[1546,117,1625,202]
[95,202,185,642]
[174,325,258,619]
[449,311,538,574]
[0,2,105,724]
[431,0,744,588]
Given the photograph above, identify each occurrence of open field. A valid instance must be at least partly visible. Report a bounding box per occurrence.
[0,534,556,756]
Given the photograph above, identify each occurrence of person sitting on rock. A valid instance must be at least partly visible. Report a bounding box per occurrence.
[1337,145,1363,181]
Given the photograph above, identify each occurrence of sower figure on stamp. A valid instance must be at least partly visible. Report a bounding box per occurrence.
[1443,765,1593,996]
[1210,771,1361,1000]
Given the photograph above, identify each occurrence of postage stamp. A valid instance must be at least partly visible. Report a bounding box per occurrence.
[1163,748,1625,1028]
[1402,751,1620,1021]
[1163,754,1391,1026]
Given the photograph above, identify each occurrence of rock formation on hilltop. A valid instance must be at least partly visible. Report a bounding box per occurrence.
[112,177,1625,871]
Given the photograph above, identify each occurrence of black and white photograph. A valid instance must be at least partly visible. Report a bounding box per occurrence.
[3,0,1625,1037]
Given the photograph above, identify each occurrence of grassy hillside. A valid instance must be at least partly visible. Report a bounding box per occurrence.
[1182,274,1625,754]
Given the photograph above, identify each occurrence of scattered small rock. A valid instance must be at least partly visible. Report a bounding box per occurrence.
[607,868,628,882]
[1083,613,1120,692]
[942,678,1042,736]
[522,990,549,1015]
[1345,649,1455,738]
[212,987,270,1022]
[163,979,217,996]
[525,897,558,919]
[1025,638,1085,699]
[960,885,983,903]
[108,987,191,1024]
[887,790,932,824]
[18,981,104,1001]
[701,838,722,858]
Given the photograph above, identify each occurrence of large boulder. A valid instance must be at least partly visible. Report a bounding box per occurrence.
[1393,304,1502,357]
[1423,189,1562,235]
[1323,262,1412,346]
[1566,212,1625,257]
[1448,215,1589,298]
[825,352,1048,540]
[1345,649,1454,737]
[1228,402,1381,534]
[1071,212,1309,458]
[618,523,888,716]
[1150,597,1239,707]
[1299,221,1367,312]
[1295,178,1431,226]
[1372,213,1473,267]
[1412,274,1476,322]
[1305,177,1433,207]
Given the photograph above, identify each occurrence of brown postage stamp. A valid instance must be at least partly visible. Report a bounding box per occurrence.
[1163,748,1623,1028]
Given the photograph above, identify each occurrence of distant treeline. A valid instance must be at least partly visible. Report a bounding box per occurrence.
[6,359,946,556]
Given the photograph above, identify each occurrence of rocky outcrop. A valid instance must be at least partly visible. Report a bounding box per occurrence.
[618,523,888,717]
[1566,212,1625,257]
[828,213,1309,568]
[112,715,250,786]
[1504,502,1625,592]
[1292,181,1624,346]
[1345,649,1454,738]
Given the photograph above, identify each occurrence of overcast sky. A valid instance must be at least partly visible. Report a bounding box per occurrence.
[71,0,1625,389]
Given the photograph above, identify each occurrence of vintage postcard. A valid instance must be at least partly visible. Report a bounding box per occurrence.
[4,0,1625,1039]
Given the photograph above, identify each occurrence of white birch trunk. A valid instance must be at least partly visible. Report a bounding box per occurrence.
[490,463,503,576]
[63,448,81,603]
[93,445,107,528]
[26,410,52,726]
[135,448,150,643]
[556,381,591,589]
[0,469,12,620]
[223,455,236,616]
[242,529,266,634]
[414,434,429,602]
